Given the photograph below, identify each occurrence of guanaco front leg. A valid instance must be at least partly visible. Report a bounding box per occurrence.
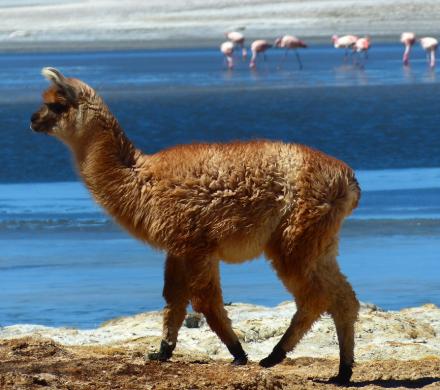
[189,258,247,365]
[148,254,190,361]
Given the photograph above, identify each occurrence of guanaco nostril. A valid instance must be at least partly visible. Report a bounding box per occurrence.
[30,112,39,122]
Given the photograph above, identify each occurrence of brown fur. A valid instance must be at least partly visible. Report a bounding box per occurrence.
[31,68,361,383]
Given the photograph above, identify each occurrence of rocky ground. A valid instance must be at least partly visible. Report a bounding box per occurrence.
[1,302,440,389]
[1,337,439,389]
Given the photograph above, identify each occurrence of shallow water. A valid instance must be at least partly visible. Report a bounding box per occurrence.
[0,45,439,328]
[1,171,440,328]
[2,44,440,182]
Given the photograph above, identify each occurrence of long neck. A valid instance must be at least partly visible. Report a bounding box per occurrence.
[403,44,412,65]
[430,49,436,68]
[72,110,150,237]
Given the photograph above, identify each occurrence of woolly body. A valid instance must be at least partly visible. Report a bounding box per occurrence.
[31,68,361,385]
[275,35,307,49]
[332,35,358,49]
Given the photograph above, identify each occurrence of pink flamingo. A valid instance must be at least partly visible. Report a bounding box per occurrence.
[420,37,438,68]
[274,35,307,69]
[400,32,416,66]
[354,36,371,66]
[332,35,358,61]
[225,31,247,59]
[220,41,234,69]
[249,40,272,69]
[355,36,371,56]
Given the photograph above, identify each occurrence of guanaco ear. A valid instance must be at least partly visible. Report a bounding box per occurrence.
[41,67,77,104]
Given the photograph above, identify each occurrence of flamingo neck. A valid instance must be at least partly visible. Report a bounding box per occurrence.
[226,55,234,69]
[249,51,257,68]
[430,49,436,68]
[403,44,412,65]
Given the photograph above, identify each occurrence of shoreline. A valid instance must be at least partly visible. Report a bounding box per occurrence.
[0,33,431,54]
[0,35,409,54]
[2,302,439,362]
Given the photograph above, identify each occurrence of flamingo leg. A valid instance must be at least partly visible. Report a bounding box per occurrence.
[353,51,359,67]
[350,49,356,65]
[249,51,257,68]
[278,49,288,69]
[294,49,303,70]
[357,52,366,69]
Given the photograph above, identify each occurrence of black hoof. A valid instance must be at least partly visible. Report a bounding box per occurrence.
[328,375,350,386]
[328,364,353,386]
[147,340,174,362]
[147,351,170,361]
[227,342,248,366]
[231,356,248,366]
[259,345,286,368]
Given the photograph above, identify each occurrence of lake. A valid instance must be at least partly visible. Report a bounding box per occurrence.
[0,44,439,328]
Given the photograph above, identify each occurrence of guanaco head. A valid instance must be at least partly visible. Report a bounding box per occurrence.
[30,67,105,145]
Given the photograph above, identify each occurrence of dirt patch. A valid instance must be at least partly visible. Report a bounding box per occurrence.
[0,337,439,389]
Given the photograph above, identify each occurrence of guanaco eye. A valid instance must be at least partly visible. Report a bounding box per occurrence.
[46,102,67,114]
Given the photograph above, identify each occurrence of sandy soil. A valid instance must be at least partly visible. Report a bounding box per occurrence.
[1,337,439,390]
[2,0,440,51]
[1,303,440,389]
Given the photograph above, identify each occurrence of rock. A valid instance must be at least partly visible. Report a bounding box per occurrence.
[1,302,440,362]
[32,373,57,386]
[184,313,204,329]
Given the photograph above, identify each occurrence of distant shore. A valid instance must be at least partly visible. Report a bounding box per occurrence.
[2,0,440,53]
[0,35,410,53]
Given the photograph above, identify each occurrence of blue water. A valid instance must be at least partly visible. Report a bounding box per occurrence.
[0,45,439,328]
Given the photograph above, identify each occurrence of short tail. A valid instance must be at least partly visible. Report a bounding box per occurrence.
[287,162,360,241]
[349,174,361,211]
[280,165,361,275]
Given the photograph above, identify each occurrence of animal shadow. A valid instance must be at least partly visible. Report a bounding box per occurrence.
[316,377,440,388]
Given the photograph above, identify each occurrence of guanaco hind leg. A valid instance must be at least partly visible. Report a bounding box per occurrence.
[328,271,359,384]
[263,236,359,385]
